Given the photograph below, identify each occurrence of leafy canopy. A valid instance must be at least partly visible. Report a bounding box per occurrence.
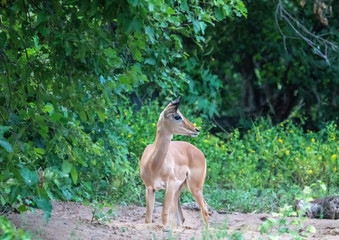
[0,0,246,219]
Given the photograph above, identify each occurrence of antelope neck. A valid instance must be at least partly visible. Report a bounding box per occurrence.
[150,124,173,172]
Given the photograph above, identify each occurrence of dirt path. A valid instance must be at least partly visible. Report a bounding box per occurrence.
[5,201,339,239]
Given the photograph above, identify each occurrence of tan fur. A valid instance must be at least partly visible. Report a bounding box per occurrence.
[140,101,209,228]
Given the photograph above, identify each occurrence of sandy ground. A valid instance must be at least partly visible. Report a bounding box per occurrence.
[5,201,339,240]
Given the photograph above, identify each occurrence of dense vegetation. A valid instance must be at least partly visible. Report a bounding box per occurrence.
[0,0,338,235]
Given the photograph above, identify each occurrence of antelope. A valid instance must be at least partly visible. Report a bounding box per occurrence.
[140,97,208,228]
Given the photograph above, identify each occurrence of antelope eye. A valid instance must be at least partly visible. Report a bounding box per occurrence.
[174,115,182,120]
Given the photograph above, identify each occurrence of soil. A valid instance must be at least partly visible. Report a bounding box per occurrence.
[5,201,339,240]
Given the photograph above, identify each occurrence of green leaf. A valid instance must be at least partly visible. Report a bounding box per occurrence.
[199,22,207,34]
[37,187,49,199]
[128,0,138,7]
[128,39,145,62]
[307,225,317,233]
[0,31,7,48]
[126,17,143,34]
[103,48,117,59]
[62,160,73,174]
[145,26,155,43]
[1,195,6,206]
[35,148,45,155]
[35,197,52,221]
[145,58,156,65]
[38,125,49,140]
[78,110,87,122]
[171,34,183,49]
[254,68,262,83]
[17,126,27,139]
[134,39,146,50]
[180,0,189,12]
[225,5,232,16]
[20,168,39,186]
[235,1,247,17]
[0,139,12,152]
[50,113,67,124]
[80,1,89,13]
[38,26,51,37]
[215,7,225,21]
[166,7,176,15]
[65,41,72,56]
[71,166,78,185]
[303,186,312,195]
[97,110,105,122]
[148,3,154,11]
[320,183,327,192]
[9,186,21,204]
[131,48,142,61]
[0,126,11,136]
[193,20,200,34]
[118,74,131,89]
[160,21,168,28]
[18,205,29,213]
[278,227,289,234]
[259,218,275,234]
[289,219,301,226]
[37,11,48,24]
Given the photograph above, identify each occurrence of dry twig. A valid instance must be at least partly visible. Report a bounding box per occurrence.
[275,0,338,65]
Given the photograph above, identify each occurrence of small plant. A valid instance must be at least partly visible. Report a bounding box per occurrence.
[259,204,316,240]
[89,201,118,223]
[259,184,322,240]
[200,220,244,240]
[0,216,33,240]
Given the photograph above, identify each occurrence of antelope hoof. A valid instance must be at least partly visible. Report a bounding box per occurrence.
[163,226,171,233]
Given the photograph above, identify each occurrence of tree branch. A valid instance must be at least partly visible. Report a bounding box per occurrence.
[275,0,339,65]
[0,24,32,67]
[0,51,12,111]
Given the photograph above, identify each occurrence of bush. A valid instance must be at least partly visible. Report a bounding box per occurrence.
[112,102,339,211]
[1,99,338,218]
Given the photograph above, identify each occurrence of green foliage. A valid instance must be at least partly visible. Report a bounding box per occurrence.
[258,184,324,240]
[259,204,309,240]
[0,216,33,240]
[0,0,246,219]
[200,222,244,240]
[1,0,338,228]
[105,101,339,212]
[188,119,339,191]
[183,0,339,126]
[0,126,12,152]
[88,201,117,224]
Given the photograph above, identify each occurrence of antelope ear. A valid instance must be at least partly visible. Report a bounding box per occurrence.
[163,97,181,116]
[170,96,181,111]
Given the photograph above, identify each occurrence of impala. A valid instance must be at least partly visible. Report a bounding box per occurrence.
[140,97,208,228]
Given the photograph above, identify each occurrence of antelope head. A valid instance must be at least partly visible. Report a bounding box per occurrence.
[159,97,200,137]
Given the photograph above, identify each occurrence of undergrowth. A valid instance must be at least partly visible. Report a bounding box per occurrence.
[121,102,339,213]
[1,101,338,238]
